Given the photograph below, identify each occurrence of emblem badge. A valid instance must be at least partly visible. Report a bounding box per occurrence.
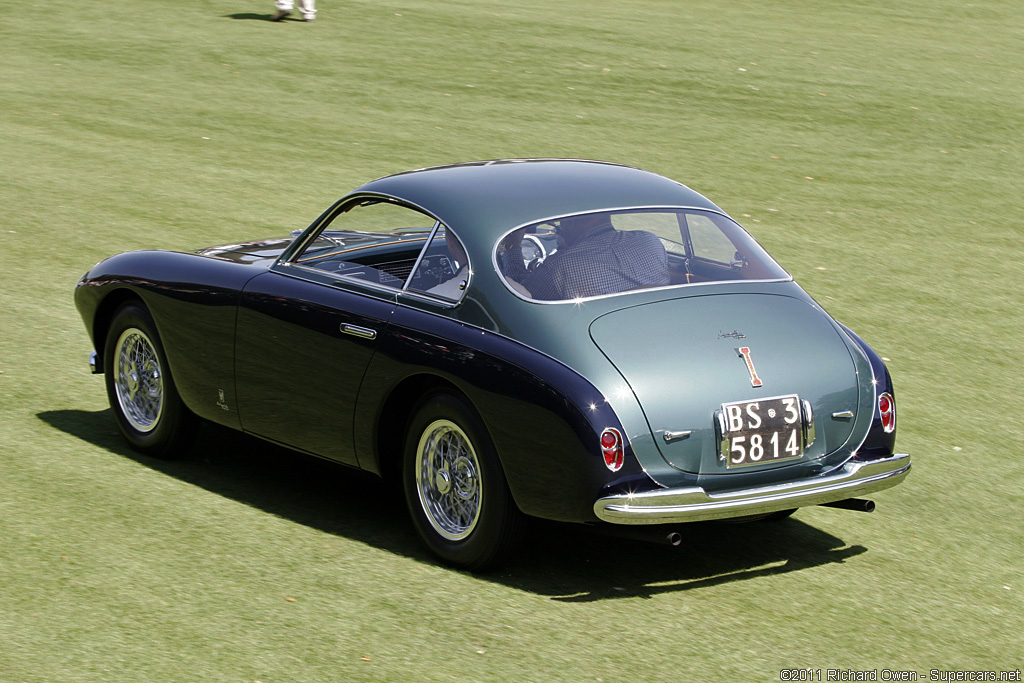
[737,347,763,387]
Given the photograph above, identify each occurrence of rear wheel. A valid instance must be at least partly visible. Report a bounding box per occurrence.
[402,392,523,571]
[104,302,198,458]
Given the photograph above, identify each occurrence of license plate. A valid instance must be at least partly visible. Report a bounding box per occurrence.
[717,394,805,468]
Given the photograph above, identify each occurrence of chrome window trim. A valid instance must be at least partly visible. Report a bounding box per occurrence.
[490,205,793,304]
[401,220,442,292]
[400,221,472,306]
[397,288,463,309]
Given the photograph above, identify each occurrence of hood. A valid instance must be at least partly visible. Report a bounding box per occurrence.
[590,292,870,480]
[196,237,294,263]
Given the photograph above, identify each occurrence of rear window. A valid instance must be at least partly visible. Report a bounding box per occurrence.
[495,208,789,302]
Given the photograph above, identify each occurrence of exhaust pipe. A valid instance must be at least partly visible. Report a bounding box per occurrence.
[821,498,875,513]
[593,525,684,546]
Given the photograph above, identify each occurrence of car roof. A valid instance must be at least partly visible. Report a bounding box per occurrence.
[351,159,724,252]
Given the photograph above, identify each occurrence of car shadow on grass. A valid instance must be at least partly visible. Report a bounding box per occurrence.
[224,13,306,21]
[40,409,867,601]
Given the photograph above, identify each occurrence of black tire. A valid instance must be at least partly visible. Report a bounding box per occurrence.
[103,302,198,458]
[402,392,524,571]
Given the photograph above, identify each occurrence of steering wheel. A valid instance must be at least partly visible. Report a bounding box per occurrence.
[522,234,549,272]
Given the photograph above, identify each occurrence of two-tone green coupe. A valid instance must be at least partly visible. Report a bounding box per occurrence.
[75,159,911,570]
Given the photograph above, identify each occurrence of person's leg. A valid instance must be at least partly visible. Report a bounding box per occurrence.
[297,0,316,21]
[272,0,294,20]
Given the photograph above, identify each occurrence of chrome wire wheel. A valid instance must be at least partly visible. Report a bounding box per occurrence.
[113,327,164,433]
[415,419,482,541]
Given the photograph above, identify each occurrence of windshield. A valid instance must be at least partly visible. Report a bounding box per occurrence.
[495,208,790,302]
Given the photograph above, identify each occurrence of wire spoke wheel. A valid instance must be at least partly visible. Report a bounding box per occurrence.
[403,392,523,570]
[103,302,198,458]
[415,419,482,541]
[113,327,165,432]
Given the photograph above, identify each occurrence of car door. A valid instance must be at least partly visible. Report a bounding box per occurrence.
[235,271,395,467]
[233,198,450,468]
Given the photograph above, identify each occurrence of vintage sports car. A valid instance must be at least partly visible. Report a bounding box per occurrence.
[75,159,910,570]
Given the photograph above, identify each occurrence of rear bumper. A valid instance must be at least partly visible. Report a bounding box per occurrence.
[594,453,911,524]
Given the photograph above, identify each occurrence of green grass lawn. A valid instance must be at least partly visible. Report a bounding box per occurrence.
[2,0,1022,680]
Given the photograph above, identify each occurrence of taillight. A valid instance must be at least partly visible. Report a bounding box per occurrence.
[600,428,624,472]
[878,392,896,433]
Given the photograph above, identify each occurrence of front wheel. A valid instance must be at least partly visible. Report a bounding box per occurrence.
[104,302,198,458]
[402,392,523,571]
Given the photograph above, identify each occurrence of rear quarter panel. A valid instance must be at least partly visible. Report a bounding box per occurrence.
[356,303,658,523]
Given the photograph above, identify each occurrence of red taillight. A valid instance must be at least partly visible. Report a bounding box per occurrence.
[878,392,896,433]
[600,428,624,472]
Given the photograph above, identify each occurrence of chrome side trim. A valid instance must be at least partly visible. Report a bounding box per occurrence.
[833,410,855,419]
[594,453,910,524]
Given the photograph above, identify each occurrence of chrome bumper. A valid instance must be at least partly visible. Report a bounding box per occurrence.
[594,453,911,524]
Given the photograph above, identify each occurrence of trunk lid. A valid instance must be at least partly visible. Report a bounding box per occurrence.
[589,292,866,480]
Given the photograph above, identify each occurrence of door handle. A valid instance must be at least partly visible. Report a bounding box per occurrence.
[341,324,377,340]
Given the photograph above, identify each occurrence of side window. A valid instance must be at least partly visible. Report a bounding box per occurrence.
[687,213,737,263]
[611,211,688,256]
[610,212,680,240]
[293,200,437,289]
[405,226,470,302]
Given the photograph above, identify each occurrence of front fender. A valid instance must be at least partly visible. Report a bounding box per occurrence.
[74,250,266,429]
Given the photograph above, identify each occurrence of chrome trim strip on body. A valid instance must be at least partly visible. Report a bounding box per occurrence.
[593,453,911,524]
